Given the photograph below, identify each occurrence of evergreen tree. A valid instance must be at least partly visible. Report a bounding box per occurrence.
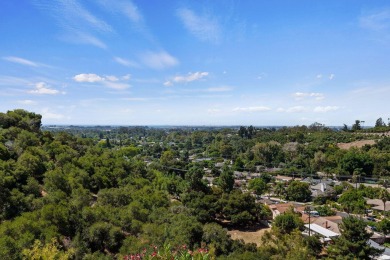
[327,216,383,259]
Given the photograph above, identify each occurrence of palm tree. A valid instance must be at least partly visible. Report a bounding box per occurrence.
[379,189,390,217]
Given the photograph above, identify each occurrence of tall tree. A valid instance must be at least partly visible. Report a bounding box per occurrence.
[286,181,311,202]
[379,189,390,216]
[218,165,234,193]
[248,178,267,196]
[375,117,386,127]
[327,216,383,259]
[352,120,361,131]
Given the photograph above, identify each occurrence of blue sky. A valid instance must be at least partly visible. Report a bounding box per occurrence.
[1,0,390,126]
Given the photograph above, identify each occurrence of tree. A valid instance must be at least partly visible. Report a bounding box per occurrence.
[286,181,311,202]
[352,120,361,131]
[218,165,234,193]
[260,229,317,259]
[327,216,383,259]
[378,218,390,241]
[274,182,286,198]
[375,117,386,127]
[22,238,75,259]
[272,209,304,234]
[202,223,233,256]
[185,166,207,192]
[338,189,366,214]
[379,189,390,217]
[248,178,267,196]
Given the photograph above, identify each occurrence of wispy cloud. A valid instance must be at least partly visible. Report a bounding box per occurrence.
[313,106,339,113]
[177,8,221,44]
[206,86,232,92]
[34,0,112,48]
[114,57,140,67]
[41,108,66,120]
[3,56,40,67]
[28,82,64,95]
[62,32,107,49]
[360,9,390,31]
[329,74,335,80]
[17,100,37,105]
[140,51,179,70]
[293,92,324,101]
[278,106,306,113]
[73,73,131,89]
[208,108,221,114]
[233,106,271,112]
[97,0,143,24]
[122,97,149,102]
[164,72,208,86]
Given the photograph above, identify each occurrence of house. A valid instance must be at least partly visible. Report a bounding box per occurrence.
[269,203,296,219]
[303,223,339,243]
[368,239,390,259]
[367,198,390,212]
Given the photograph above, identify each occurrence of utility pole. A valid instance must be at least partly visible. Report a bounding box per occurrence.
[305,205,312,237]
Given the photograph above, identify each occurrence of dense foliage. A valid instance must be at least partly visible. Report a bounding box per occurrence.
[1,110,390,259]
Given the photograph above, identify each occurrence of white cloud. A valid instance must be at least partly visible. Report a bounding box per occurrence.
[173,72,208,83]
[73,73,130,89]
[114,57,139,67]
[105,75,119,81]
[122,74,131,80]
[103,81,130,90]
[166,72,209,86]
[208,108,221,114]
[28,82,63,95]
[329,74,335,80]
[313,106,339,113]
[41,108,65,120]
[164,81,173,87]
[17,100,37,105]
[140,51,178,69]
[3,56,39,67]
[177,8,221,44]
[233,106,271,112]
[73,73,104,83]
[316,74,323,79]
[286,106,306,113]
[293,92,324,100]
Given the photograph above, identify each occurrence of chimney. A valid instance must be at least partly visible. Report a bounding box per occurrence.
[325,221,329,229]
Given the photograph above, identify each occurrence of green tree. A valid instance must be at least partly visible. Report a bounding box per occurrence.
[378,218,390,241]
[379,189,390,216]
[202,223,233,256]
[375,117,386,127]
[248,178,267,196]
[352,120,361,131]
[274,182,286,198]
[286,181,311,202]
[273,210,304,234]
[217,165,234,193]
[327,216,383,259]
[338,189,366,214]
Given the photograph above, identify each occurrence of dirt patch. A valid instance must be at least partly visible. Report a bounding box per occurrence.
[337,140,376,150]
[227,226,271,246]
